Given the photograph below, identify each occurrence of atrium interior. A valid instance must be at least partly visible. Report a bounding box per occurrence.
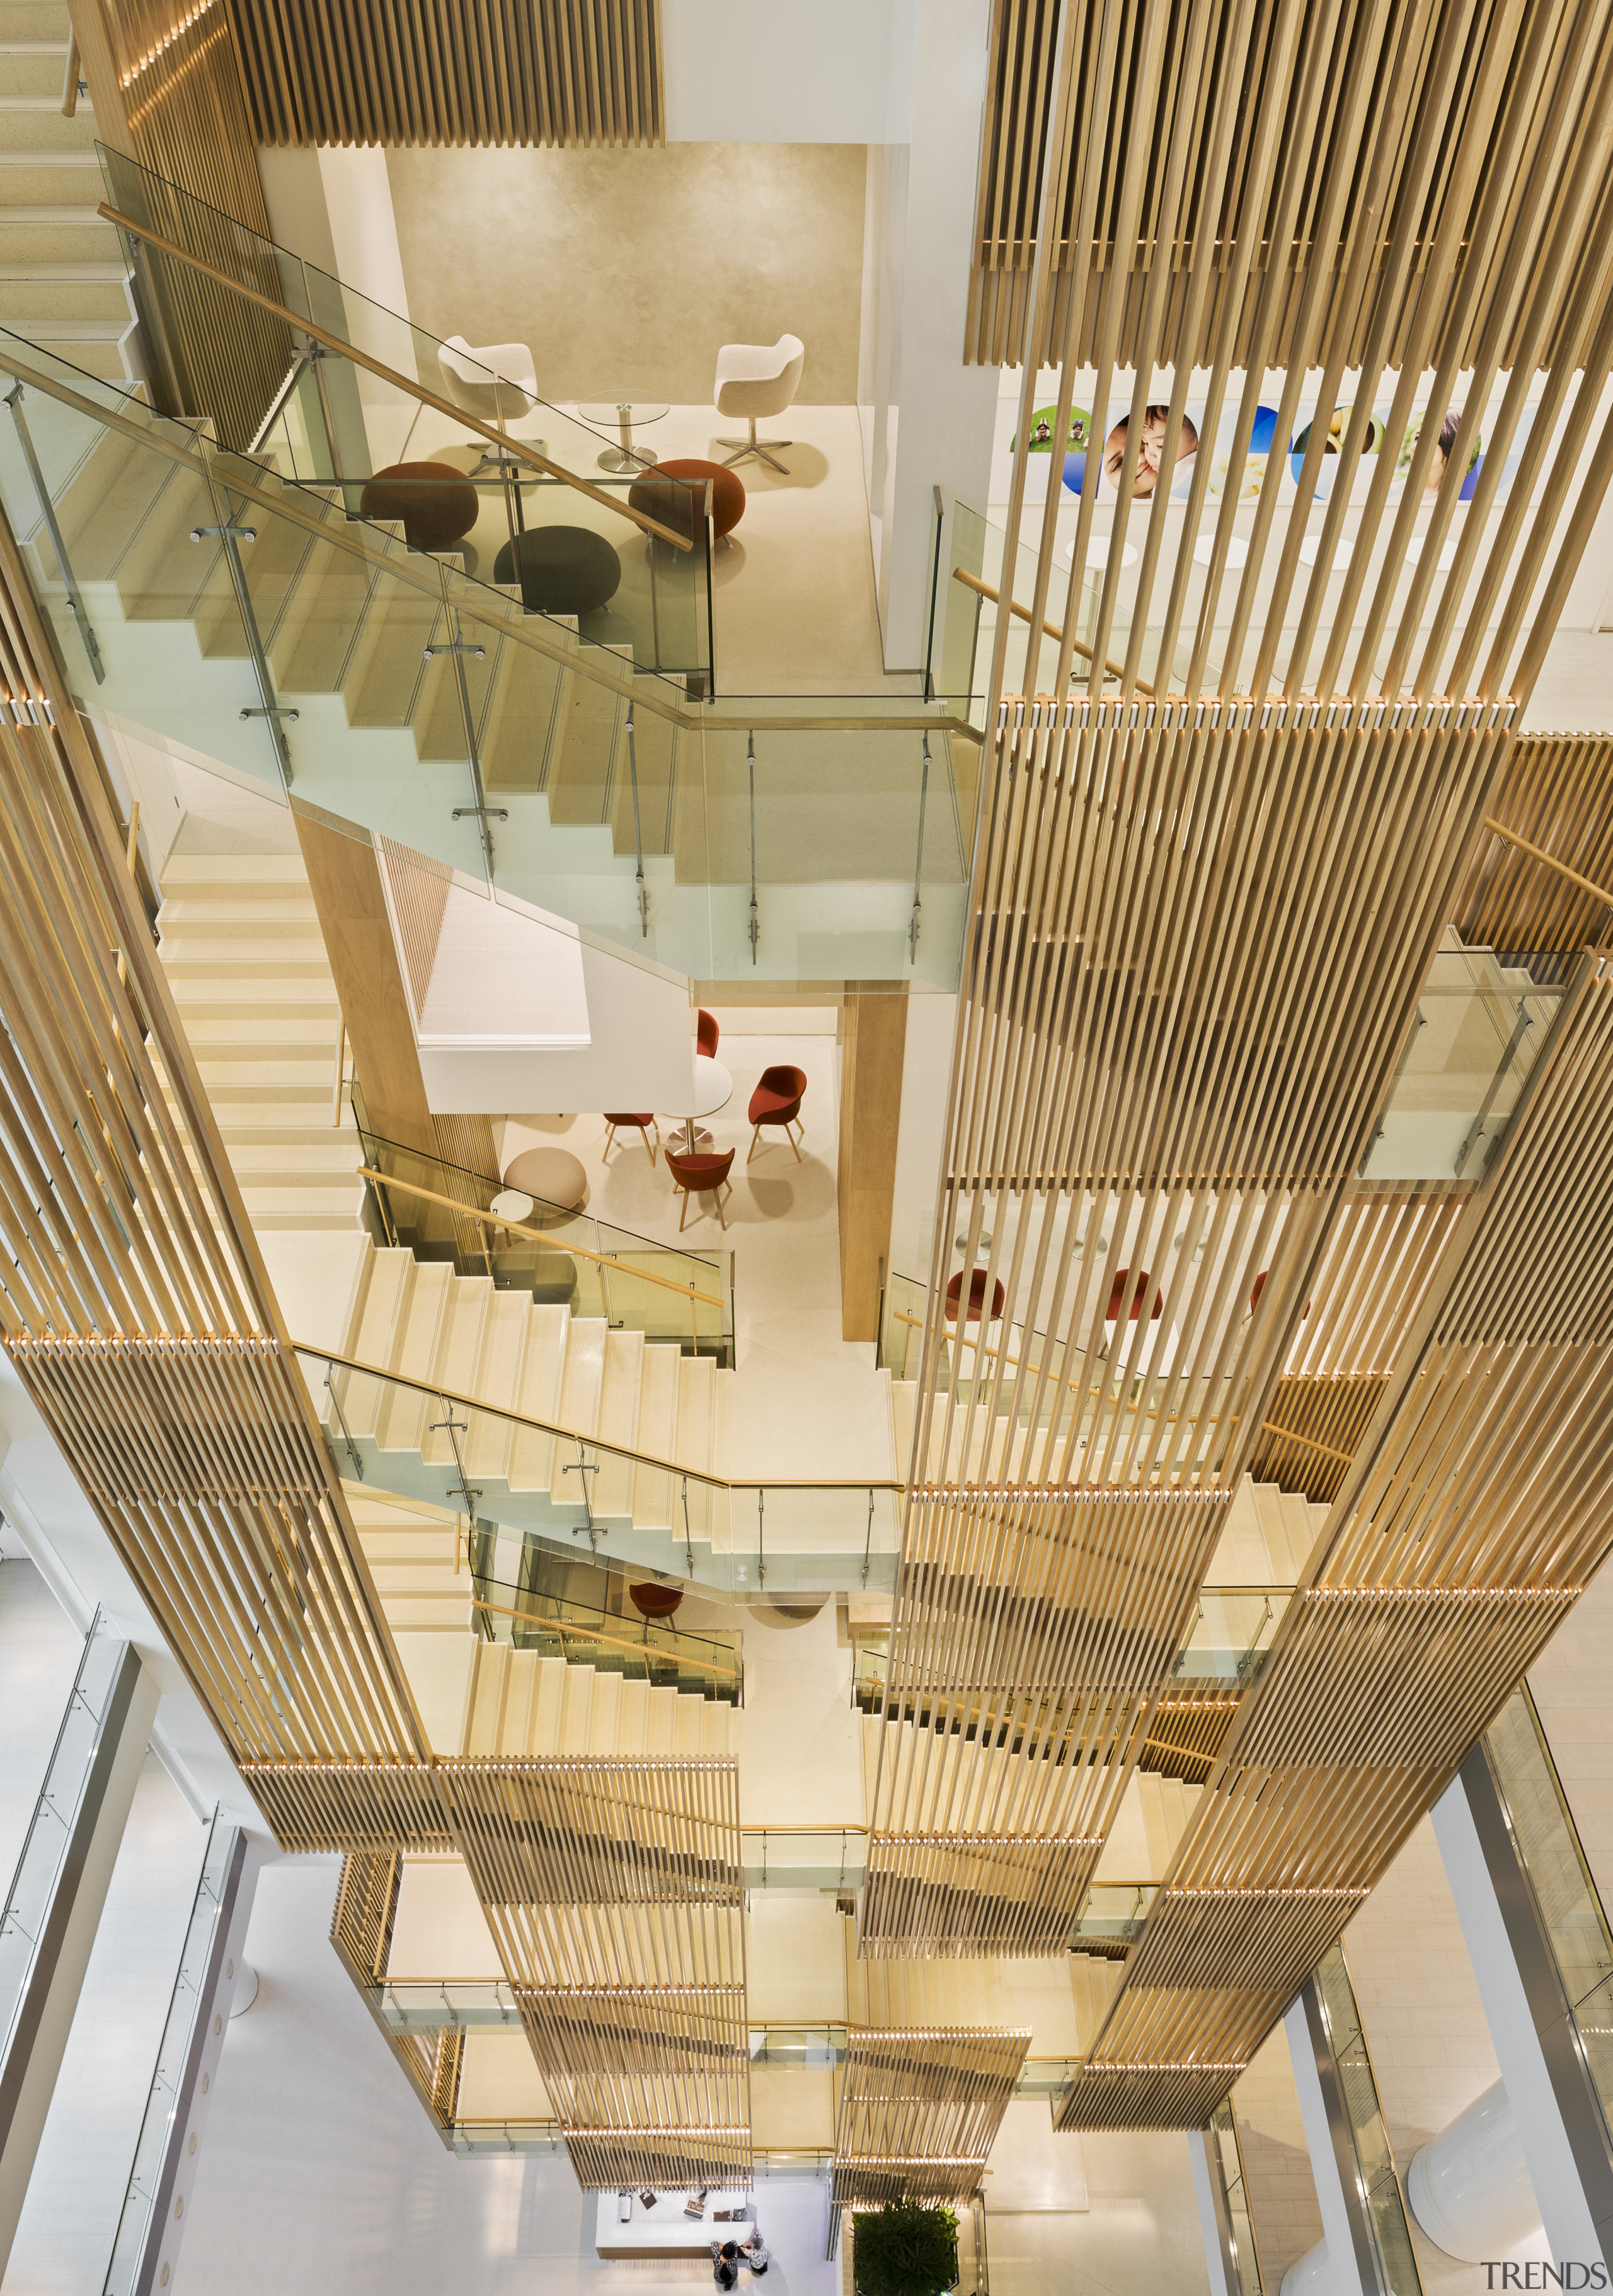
[1,3,1613,2295]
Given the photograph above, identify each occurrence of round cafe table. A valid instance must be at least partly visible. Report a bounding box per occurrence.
[577,397,669,474]
[667,1054,733,1153]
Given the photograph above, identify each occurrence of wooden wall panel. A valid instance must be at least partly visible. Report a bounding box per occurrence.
[227,0,666,147]
[838,991,909,1344]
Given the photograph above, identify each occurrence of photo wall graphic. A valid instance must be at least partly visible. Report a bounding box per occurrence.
[1007,392,1532,507]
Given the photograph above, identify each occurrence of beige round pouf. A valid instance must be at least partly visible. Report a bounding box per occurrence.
[503,1145,588,1223]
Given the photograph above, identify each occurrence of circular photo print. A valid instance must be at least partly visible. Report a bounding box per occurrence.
[1209,405,1287,498]
[1290,406,1387,495]
[1399,407,1483,499]
[1101,406,1199,498]
[1013,404,1093,454]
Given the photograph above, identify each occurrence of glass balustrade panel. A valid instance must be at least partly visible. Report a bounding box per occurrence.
[1362,946,1566,1180]
[1312,1946,1423,2296]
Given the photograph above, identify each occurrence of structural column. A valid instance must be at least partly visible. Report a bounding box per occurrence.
[837,989,908,1342]
[1431,1751,1613,2271]
[0,1633,158,2275]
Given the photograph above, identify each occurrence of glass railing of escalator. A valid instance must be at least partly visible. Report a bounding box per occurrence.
[1310,1942,1423,2295]
[1207,2099,1264,2296]
[0,326,979,993]
[471,1569,743,1706]
[297,1341,904,1596]
[1071,1883,1159,1951]
[97,143,713,688]
[353,1111,733,1363]
[1483,1684,1613,2130]
[741,1830,868,1893]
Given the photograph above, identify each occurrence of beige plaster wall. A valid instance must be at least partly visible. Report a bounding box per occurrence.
[385,143,867,405]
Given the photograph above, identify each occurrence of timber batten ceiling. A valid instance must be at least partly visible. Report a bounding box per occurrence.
[226,0,666,145]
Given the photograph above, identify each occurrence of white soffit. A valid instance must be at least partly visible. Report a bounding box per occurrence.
[416,882,590,1050]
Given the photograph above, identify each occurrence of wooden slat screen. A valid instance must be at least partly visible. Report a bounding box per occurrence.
[226,0,666,147]
[830,2028,1030,2208]
[1457,735,1613,955]
[1060,960,1613,2120]
[972,0,1613,376]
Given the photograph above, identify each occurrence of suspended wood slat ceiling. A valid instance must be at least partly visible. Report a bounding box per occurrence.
[226,0,665,146]
[830,2028,1030,2207]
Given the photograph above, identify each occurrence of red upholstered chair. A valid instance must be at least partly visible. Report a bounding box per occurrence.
[666,1146,735,1230]
[1106,1267,1163,1320]
[697,1008,720,1058]
[604,1112,659,1165]
[747,1063,806,1161]
[944,1268,1006,1324]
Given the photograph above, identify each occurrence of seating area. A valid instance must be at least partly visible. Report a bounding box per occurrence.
[510,1012,814,1237]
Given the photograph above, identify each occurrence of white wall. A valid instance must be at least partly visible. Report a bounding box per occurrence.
[860,0,1000,669]
[662,0,897,140]
[888,991,956,1281]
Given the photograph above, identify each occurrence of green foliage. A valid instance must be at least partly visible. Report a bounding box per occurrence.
[851,2200,960,2296]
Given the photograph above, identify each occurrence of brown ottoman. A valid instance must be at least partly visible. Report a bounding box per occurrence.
[359,461,479,553]
[503,1145,588,1223]
[629,458,745,543]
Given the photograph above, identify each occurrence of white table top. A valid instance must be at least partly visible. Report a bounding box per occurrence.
[489,1188,534,1221]
[594,2189,750,2255]
[668,1054,733,1122]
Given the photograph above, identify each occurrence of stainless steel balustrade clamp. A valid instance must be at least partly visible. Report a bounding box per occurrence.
[747,732,759,963]
[6,383,105,683]
[240,707,299,722]
[563,1448,602,1550]
[424,640,486,661]
[192,523,256,541]
[625,703,649,935]
[193,503,296,782]
[910,731,931,962]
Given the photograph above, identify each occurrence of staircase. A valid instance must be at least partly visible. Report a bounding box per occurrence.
[324,1236,734,1576]
[154,850,364,1229]
[462,1636,737,1758]
[0,0,139,379]
[1204,1474,1324,1585]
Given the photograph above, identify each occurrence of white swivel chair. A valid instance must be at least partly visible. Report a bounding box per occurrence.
[714,333,805,473]
[438,333,539,427]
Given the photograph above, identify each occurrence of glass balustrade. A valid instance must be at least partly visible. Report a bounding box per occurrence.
[0,324,977,993]
[473,1569,743,1705]
[1483,1686,1613,2130]
[1310,1944,1423,2295]
[103,1818,241,2296]
[1207,2099,1264,2296]
[0,1608,125,2067]
[741,1831,868,1893]
[1072,1883,1158,1949]
[298,1342,903,1596]
[1360,942,1568,1180]
[353,1109,733,1363]
[98,144,713,686]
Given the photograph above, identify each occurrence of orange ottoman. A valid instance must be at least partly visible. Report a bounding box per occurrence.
[629,457,745,541]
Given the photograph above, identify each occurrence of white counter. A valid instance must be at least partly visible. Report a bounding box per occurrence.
[595,2189,752,2259]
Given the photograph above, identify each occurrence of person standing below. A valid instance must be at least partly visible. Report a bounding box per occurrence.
[742,2227,771,2276]
[711,2239,740,2288]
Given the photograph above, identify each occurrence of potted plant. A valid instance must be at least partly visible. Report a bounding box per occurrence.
[851,2200,960,2296]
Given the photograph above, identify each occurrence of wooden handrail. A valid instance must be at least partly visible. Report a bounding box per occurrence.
[1481,816,1613,913]
[471,1594,742,1681]
[357,1165,726,1307]
[60,28,79,115]
[304,1342,904,1492]
[100,204,695,553]
[953,567,1157,698]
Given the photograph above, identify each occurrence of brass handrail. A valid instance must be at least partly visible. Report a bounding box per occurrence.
[471,1594,742,1682]
[357,1166,725,1307]
[952,566,1157,696]
[99,204,693,552]
[301,1342,905,1494]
